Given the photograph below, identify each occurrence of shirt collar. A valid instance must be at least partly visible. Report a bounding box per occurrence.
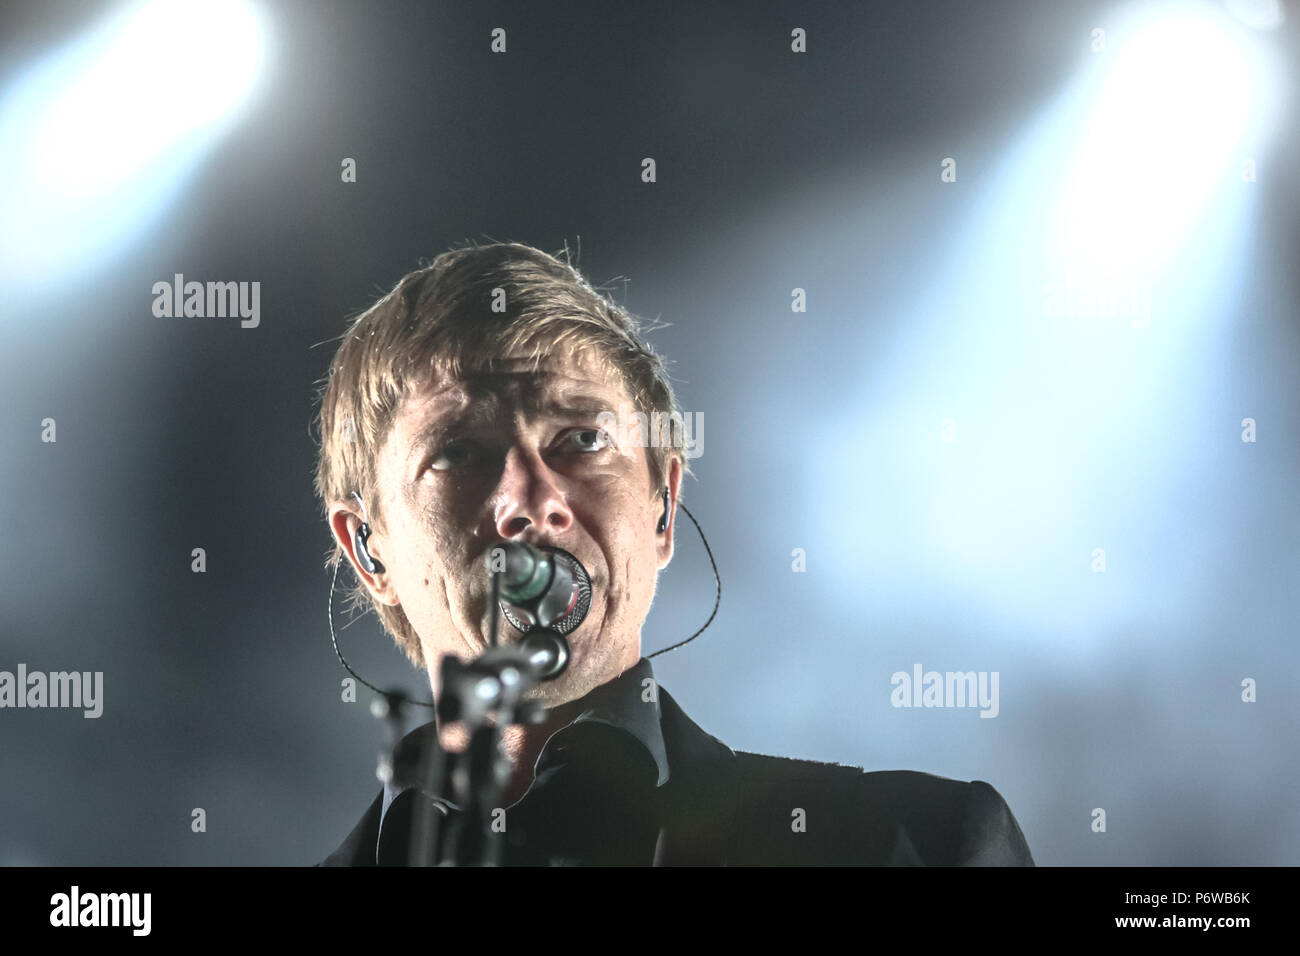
[558,656,669,787]
[378,656,670,845]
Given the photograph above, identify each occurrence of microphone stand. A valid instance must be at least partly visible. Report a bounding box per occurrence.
[430,643,551,865]
[388,568,568,866]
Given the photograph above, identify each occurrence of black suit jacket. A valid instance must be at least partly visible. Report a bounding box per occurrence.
[319,684,1034,866]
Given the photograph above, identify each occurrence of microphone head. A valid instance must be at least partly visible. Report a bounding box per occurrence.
[519,628,570,681]
[495,541,552,603]
[498,546,591,636]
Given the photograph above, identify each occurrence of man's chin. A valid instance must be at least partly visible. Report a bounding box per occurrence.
[513,629,617,706]
[522,652,611,711]
[460,608,623,703]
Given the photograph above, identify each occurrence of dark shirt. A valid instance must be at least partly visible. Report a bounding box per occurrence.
[376,657,670,866]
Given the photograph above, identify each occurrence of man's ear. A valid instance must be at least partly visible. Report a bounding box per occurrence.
[655,456,684,571]
[328,501,401,607]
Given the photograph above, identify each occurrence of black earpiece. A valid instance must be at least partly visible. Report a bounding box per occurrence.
[354,522,385,575]
[350,492,385,575]
[656,486,670,534]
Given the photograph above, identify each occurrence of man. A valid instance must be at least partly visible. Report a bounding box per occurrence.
[313,241,1034,866]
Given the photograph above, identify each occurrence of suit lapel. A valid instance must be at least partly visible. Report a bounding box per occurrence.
[653,686,739,865]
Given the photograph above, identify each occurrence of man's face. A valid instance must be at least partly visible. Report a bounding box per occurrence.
[344,349,680,707]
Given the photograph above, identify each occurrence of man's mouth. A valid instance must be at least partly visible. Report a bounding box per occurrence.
[496,546,592,637]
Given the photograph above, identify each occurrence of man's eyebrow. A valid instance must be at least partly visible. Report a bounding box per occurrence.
[403,405,492,461]
[402,392,624,460]
[534,394,622,418]
[405,419,446,461]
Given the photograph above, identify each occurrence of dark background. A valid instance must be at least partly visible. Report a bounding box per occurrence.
[2,0,1297,865]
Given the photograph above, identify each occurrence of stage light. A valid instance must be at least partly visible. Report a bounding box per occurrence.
[807,1,1286,638]
[1048,7,1262,288]
[0,0,269,286]
[31,0,266,199]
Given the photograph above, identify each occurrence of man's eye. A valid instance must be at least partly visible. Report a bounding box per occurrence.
[566,427,612,453]
[429,441,474,470]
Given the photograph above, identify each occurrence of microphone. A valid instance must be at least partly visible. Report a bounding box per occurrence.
[492,542,591,636]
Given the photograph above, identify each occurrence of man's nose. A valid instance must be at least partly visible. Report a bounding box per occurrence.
[492,445,574,539]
